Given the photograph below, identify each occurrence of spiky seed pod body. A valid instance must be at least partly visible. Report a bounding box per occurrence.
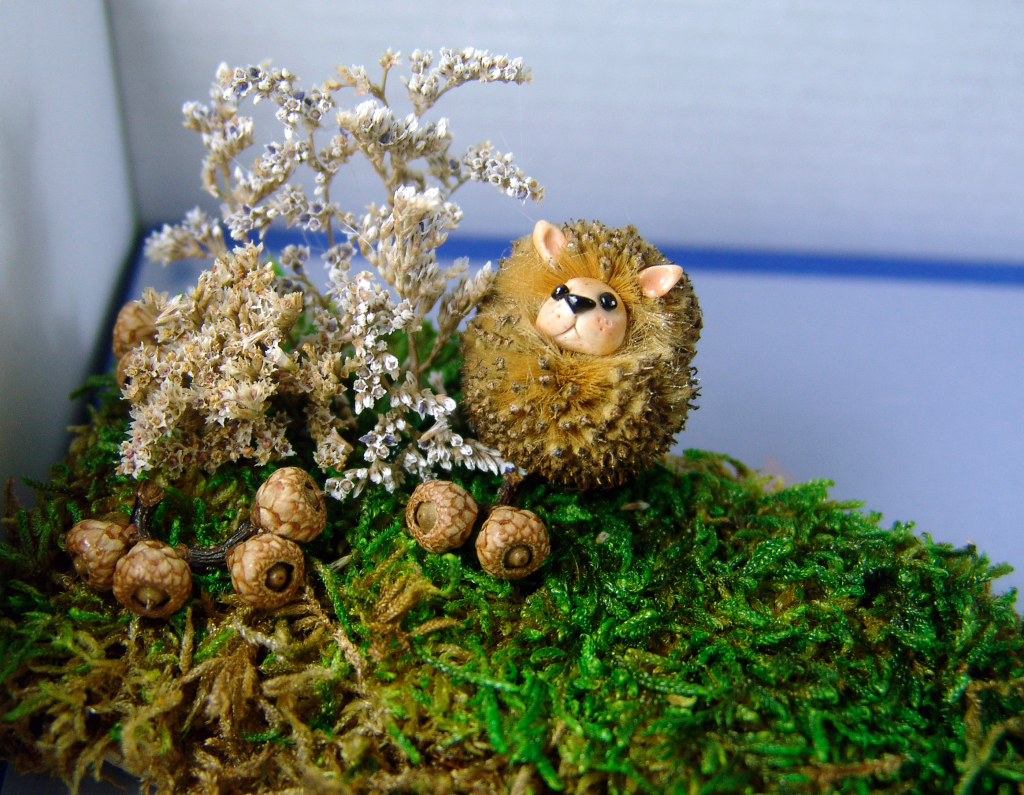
[112,300,158,359]
[113,539,191,618]
[66,519,137,591]
[476,506,550,579]
[462,220,702,489]
[406,480,479,552]
[252,467,326,542]
[226,534,305,608]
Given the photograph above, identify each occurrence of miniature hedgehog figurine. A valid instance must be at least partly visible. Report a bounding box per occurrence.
[462,219,701,490]
[404,220,701,579]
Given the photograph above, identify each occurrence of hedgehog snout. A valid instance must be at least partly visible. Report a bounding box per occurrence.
[535,277,628,356]
[564,292,597,314]
[552,284,598,315]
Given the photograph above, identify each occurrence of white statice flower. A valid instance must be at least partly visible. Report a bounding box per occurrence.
[337,101,417,166]
[405,48,530,115]
[402,418,513,482]
[378,49,401,72]
[325,468,368,501]
[202,115,255,165]
[391,371,456,421]
[336,101,453,169]
[334,64,374,96]
[278,244,310,274]
[224,202,277,241]
[463,143,544,203]
[359,410,407,463]
[362,187,464,313]
[306,400,354,471]
[199,114,256,199]
[144,208,227,264]
[322,241,355,291]
[266,184,341,234]
[435,261,495,342]
[329,271,408,413]
[230,140,308,207]
[223,64,296,106]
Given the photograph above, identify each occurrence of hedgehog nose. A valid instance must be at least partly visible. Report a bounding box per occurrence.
[565,294,597,314]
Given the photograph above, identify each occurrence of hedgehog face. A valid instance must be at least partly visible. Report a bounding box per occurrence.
[535,277,628,355]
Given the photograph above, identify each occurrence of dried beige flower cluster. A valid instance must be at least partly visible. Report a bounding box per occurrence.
[119,245,301,476]
[125,49,542,499]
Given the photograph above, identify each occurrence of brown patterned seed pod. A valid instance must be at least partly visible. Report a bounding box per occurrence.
[226,533,304,608]
[66,519,137,591]
[112,300,157,359]
[113,539,191,618]
[475,506,550,579]
[252,467,326,543]
[405,480,479,553]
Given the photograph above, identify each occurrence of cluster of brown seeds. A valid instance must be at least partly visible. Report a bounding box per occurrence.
[405,480,550,579]
[66,466,327,618]
[226,467,324,607]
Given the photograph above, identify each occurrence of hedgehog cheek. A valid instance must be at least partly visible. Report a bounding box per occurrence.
[571,311,627,355]
[535,298,577,338]
[535,306,628,356]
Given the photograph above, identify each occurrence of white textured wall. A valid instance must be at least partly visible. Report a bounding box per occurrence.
[109,0,1024,262]
[0,1,136,489]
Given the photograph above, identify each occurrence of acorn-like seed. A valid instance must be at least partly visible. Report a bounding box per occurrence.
[405,480,479,552]
[475,507,550,579]
[226,533,305,608]
[113,539,191,618]
[66,519,138,591]
[252,467,326,543]
[112,300,157,359]
[115,353,134,389]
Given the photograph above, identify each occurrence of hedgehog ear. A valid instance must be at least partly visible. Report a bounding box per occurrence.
[532,220,567,267]
[638,264,684,298]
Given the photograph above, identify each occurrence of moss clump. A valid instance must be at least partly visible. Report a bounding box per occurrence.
[0,374,1022,795]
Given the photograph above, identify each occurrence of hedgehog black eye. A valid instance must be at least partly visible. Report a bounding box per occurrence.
[599,293,618,311]
[551,285,569,300]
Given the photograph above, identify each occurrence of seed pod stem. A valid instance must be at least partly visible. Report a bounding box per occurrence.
[495,471,526,507]
[130,481,166,540]
[181,519,258,569]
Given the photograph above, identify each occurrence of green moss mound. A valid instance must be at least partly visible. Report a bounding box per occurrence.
[0,375,1022,795]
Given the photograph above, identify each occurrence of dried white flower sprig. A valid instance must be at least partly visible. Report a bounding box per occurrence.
[123,49,543,499]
